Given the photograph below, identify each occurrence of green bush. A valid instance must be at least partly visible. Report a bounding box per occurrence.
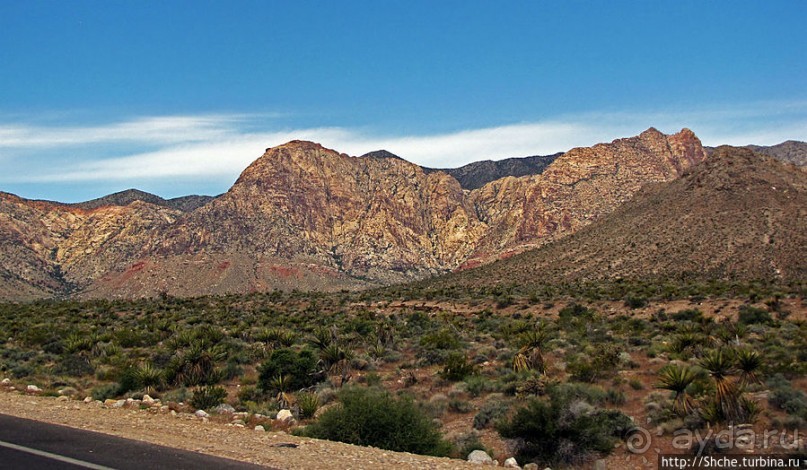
[302,386,450,456]
[738,306,773,326]
[624,296,648,309]
[767,374,807,419]
[54,354,95,377]
[91,383,119,401]
[671,309,703,322]
[497,392,632,466]
[419,328,461,350]
[190,385,227,410]
[258,348,318,393]
[440,353,476,381]
[474,398,510,430]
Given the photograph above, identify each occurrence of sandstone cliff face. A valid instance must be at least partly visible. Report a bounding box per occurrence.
[149,141,486,284]
[467,128,706,264]
[0,128,711,299]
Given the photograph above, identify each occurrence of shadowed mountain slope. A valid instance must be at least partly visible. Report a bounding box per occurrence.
[423,153,562,190]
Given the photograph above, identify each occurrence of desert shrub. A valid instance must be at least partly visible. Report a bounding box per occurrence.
[419,328,461,350]
[54,354,95,377]
[568,345,621,383]
[671,309,704,322]
[91,383,119,401]
[237,385,263,404]
[440,353,476,381]
[767,374,807,419]
[629,379,644,390]
[302,386,450,456]
[606,389,627,406]
[496,393,632,466]
[258,348,318,394]
[465,375,495,397]
[624,296,648,309]
[161,387,190,404]
[448,398,474,413]
[738,306,773,326]
[190,385,227,410]
[558,303,595,322]
[474,398,511,430]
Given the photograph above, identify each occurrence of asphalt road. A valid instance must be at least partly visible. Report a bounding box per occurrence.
[0,414,270,469]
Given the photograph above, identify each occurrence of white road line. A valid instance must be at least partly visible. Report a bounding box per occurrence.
[0,439,115,470]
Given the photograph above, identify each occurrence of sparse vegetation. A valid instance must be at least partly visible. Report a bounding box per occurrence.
[0,283,804,466]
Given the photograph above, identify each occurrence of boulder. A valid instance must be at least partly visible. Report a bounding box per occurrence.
[215,403,236,414]
[594,459,607,470]
[504,457,520,468]
[276,409,295,423]
[194,409,210,418]
[26,384,42,393]
[254,425,265,432]
[467,449,495,465]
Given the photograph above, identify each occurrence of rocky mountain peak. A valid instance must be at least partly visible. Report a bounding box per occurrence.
[360,150,405,160]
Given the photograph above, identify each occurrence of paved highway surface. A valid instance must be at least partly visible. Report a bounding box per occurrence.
[0,414,270,469]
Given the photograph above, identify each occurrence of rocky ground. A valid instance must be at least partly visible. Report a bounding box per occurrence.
[0,389,481,470]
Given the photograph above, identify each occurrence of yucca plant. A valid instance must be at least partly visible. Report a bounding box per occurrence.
[512,326,549,374]
[272,374,295,408]
[166,344,226,386]
[309,326,335,350]
[296,391,320,419]
[735,349,762,387]
[699,349,741,422]
[134,362,164,395]
[319,343,354,387]
[656,364,697,416]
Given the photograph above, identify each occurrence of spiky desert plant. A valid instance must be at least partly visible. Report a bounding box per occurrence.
[134,362,164,395]
[167,344,226,386]
[272,374,295,409]
[319,343,354,387]
[656,364,697,416]
[512,326,549,374]
[699,349,741,422]
[296,391,320,419]
[735,349,762,387]
[309,326,335,350]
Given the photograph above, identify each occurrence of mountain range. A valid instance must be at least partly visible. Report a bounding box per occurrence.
[428,145,807,290]
[0,131,804,301]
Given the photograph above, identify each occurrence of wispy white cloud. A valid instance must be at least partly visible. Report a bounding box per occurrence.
[1,101,806,188]
[0,114,252,148]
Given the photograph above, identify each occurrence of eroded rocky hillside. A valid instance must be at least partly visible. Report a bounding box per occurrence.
[0,128,710,299]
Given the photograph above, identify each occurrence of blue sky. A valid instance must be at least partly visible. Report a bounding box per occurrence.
[1,1,805,202]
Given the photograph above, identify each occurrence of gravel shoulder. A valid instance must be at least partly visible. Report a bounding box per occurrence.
[0,390,477,469]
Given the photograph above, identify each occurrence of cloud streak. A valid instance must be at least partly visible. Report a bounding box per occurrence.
[1,102,806,190]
